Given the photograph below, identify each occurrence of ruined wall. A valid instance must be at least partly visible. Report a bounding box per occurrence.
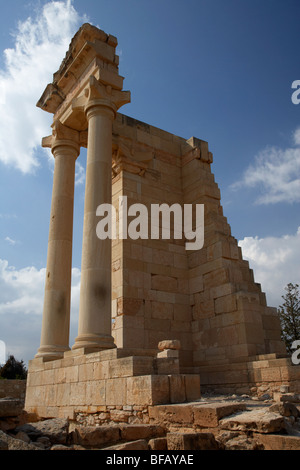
[111,113,287,373]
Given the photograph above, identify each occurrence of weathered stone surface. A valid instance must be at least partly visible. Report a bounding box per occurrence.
[193,402,247,428]
[120,424,165,441]
[14,430,31,443]
[0,431,9,450]
[220,409,285,433]
[158,340,181,351]
[51,444,73,450]
[273,393,300,404]
[102,439,149,450]
[167,432,219,450]
[224,435,263,451]
[149,403,193,425]
[0,398,24,417]
[257,434,300,450]
[70,425,120,447]
[0,430,41,450]
[269,402,299,418]
[15,418,69,444]
[149,437,167,450]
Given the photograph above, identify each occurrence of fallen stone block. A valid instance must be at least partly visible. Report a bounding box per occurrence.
[0,431,9,450]
[167,432,219,450]
[0,398,24,417]
[220,408,285,434]
[269,402,299,418]
[149,437,168,450]
[70,424,120,447]
[51,444,73,451]
[193,402,247,428]
[224,435,263,451]
[257,434,300,450]
[15,417,69,444]
[273,393,300,404]
[102,439,149,450]
[120,424,165,441]
[0,430,41,450]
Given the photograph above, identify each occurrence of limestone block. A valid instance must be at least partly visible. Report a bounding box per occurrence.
[184,374,201,401]
[94,360,109,380]
[127,375,170,406]
[0,398,24,418]
[56,383,72,407]
[158,339,181,351]
[86,380,106,406]
[167,432,219,450]
[169,375,186,403]
[193,402,246,428]
[119,424,165,441]
[149,437,167,450]
[214,294,237,314]
[103,439,149,450]
[15,418,69,445]
[149,404,194,425]
[151,275,177,292]
[157,349,179,358]
[257,434,300,450]
[69,382,86,406]
[70,425,120,447]
[105,378,127,406]
[108,356,154,378]
[219,408,285,433]
[156,358,180,375]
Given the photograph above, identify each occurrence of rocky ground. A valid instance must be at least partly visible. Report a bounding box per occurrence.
[1,391,300,450]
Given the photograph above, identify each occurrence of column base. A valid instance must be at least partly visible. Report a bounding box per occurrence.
[35,345,70,361]
[72,333,116,353]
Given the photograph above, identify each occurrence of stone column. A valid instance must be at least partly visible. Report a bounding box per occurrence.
[72,77,130,351]
[36,122,80,360]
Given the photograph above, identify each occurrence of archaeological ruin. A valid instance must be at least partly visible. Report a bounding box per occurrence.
[24,23,300,423]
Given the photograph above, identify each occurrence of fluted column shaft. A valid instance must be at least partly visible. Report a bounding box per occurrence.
[36,138,79,360]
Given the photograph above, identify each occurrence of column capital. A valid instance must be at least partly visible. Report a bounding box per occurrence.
[42,120,81,157]
[72,75,131,120]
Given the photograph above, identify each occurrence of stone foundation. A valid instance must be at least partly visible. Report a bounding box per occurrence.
[24,348,201,420]
[199,353,300,396]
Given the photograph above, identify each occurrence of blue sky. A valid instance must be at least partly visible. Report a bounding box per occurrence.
[0,0,299,364]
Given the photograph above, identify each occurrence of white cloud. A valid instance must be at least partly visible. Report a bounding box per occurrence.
[0,1,87,174]
[239,227,300,308]
[231,128,300,204]
[0,259,81,364]
[75,161,86,186]
[4,236,18,246]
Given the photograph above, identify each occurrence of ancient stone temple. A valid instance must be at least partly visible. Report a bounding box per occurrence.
[25,23,300,420]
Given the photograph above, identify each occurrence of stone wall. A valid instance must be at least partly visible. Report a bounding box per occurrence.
[0,380,26,399]
[110,113,287,372]
[25,348,200,420]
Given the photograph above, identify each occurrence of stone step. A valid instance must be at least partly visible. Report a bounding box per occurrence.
[148,401,247,428]
[219,408,285,433]
[69,423,165,448]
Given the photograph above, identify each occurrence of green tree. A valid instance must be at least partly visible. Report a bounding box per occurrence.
[0,355,27,379]
[278,283,300,353]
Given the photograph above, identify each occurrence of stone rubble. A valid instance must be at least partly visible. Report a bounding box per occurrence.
[1,391,300,450]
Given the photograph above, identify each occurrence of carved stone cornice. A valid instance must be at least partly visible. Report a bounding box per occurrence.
[112,135,154,177]
[182,136,213,165]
